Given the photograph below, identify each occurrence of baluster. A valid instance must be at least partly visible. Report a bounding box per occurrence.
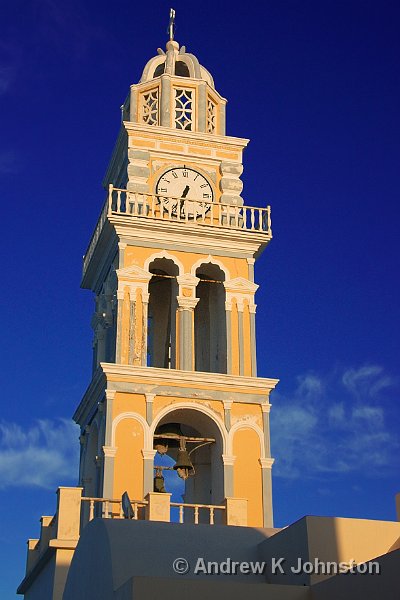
[119,501,123,519]
[250,208,255,230]
[258,208,263,231]
[108,184,113,215]
[116,191,121,213]
[133,503,138,520]
[235,205,239,228]
[185,199,189,223]
[267,206,271,233]
[168,198,172,219]
[151,195,155,218]
[202,201,206,223]
[242,206,247,229]
[218,203,222,226]
[194,506,199,524]
[89,500,94,521]
[104,500,109,519]
[179,505,184,524]
[209,507,215,525]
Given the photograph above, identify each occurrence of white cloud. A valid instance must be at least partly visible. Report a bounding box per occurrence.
[0,419,80,489]
[271,365,398,479]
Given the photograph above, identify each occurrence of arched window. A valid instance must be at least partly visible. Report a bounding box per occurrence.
[194,263,227,374]
[147,258,179,368]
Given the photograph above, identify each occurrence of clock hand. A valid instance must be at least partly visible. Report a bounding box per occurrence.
[181,185,190,198]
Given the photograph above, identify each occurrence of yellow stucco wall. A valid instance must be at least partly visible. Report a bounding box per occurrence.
[233,428,263,527]
[113,418,144,501]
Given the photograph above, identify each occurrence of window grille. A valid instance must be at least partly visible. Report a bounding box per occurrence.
[174,88,194,130]
[206,98,217,134]
[141,89,159,126]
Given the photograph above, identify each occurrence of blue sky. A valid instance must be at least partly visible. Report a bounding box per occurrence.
[1,0,399,596]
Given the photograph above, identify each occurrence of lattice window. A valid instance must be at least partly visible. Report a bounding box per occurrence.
[174,88,194,130]
[141,89,159,126]
[206,97,217,134]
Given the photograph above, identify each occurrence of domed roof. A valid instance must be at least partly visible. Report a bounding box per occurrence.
[139,40,215,88]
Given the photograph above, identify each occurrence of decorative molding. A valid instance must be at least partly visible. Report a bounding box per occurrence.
[228,421,265,458]
[143,249,185,275]
[222,454,236,466]
[102,446,117,458]
[259,457,274,469]
[116,264,152,282]
[190,254,230,280]
[111,411,150,448]
[149,400,229,454]
[177,296,199,310]
[141,449,157,460]
[224,277,258,294]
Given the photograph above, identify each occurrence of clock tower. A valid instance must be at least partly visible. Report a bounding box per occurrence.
[77,34,278,529]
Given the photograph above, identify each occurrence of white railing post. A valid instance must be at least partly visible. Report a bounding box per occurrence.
[108,184,113,216]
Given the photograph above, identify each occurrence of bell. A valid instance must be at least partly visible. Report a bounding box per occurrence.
[154,473,167,493]
[154,422,184,454]
[173,449,194,480]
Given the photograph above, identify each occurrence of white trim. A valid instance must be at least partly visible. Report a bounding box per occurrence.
[228,421,265,458]
[150,401,228,453]
[144,250,184,275]
[190,255,230,280]
[111,411,151,448]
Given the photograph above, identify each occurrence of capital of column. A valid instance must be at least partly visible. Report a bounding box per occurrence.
[102,445,117,458]
[105,389,116,401]
[177,296,199,310]
[246,258,255,266]
[222,454,236,466]
[249,304,257,314]
[145,393,156,403]
[225,301,232,311]
[261,402,271,413]
[116,288,125,301]
[142,449,157,460]
[223,400,233,411]
[259,457,274,469]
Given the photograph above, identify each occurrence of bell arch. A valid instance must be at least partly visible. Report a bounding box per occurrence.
[147,257,179,368]
[194,262,227,373]
[151,404,227,517]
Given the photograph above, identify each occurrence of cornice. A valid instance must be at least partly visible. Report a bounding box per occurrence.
[100,363,279,392]
[123,121,249,150]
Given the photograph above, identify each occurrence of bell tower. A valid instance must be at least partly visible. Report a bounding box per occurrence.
[76,30,278,528]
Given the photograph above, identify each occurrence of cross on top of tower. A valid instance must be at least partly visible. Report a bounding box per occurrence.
[168,8,176,41]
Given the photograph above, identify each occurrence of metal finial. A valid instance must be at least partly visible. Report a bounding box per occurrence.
[168,8,176,40]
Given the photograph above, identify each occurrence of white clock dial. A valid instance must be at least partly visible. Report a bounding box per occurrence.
[156,167,214,218]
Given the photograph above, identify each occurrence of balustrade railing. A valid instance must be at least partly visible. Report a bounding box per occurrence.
[80,496,225,527]
[81,496,148,525]
[83,185,272,275]
[170,501,225,525]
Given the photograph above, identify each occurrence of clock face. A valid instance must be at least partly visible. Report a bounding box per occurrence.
[155,167,214,218]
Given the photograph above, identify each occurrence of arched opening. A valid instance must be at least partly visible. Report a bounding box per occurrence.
[153,63,165,77]
[175,60,190,77]
[153,408,224,523]
[194,263,227,373]
[147,258,179,368]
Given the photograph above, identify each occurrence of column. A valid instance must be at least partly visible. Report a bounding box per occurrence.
[222,455,235,498]
[145,393,155,425]
[260,402,274,527]
[160,75,172,127]
[102,390,116,499]
[237,300,245,376]
[128,294,136,364]
[177,297,199,370]
[115,288,124,363]
[142,449,156,497]
[249,304,257,376]
[225,301,232,374]
[141,292,149,366]
[259,458,274,528]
